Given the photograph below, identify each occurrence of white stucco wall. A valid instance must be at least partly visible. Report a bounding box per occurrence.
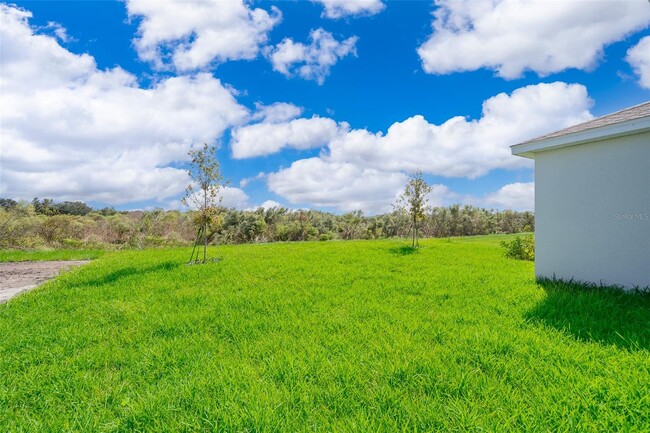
[534,131,650,289]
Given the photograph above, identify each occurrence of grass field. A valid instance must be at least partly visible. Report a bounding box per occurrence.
[0,249,105,262]
[1,236,649,432]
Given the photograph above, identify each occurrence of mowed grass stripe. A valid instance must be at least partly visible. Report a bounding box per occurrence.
[1,236,648,432]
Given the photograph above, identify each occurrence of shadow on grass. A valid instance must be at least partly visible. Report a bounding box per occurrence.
[389,246,420,256]
[80,261,180,287]
[526,278,650,351]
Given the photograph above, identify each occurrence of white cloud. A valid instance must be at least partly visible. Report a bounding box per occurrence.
[0,4,248,205]
[245,199,285,212]
[252,102,303,123]
[231,116,346,158]
[626,36,650,89]
[327,82,593,178]
[126,0,281,70]
[267,28,358,84]
[264,82,591,214]
[313,0,385,19]
[0,5,95,93]
[267,158,408,214]
[219,186,250,209]
[170,186,251,210]
[426,185,458,208]
[41,21,73,43]
[267,156,535,214]
[258,200,283,210]
[239,172,266,188]
[482,182,535,211]
[266,158,460,214]
[418,0,650,79]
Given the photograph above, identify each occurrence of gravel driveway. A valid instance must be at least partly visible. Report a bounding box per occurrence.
[0,261,89,303]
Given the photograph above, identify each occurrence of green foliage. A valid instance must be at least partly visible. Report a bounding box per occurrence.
[182,143,224,263]
[54,201,93,216]
[1,236,648,431]
[96,206,119,216]
[60,238,84,249]
[32,197,58,216]
[396,170,433,247]
[501,235,535,261]
[0,198,18,210]
[397,170,432,221]
[31,198,92,216]
[0,197,536,250]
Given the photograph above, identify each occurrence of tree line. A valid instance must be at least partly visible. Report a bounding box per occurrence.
[0,198,534,250]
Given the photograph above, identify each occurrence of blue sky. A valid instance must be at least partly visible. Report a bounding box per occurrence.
[1,0,649,214]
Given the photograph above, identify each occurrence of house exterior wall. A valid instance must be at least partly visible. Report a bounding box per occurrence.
[534,131,650,288]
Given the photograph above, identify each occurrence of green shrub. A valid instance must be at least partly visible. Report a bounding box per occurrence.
[82,234,106,250]
[60,238,84,249]
[501,235,535,261]
[143,235,166,247]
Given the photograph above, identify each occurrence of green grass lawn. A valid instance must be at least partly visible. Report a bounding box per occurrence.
[1,236,649,432]
[0,249,105,262]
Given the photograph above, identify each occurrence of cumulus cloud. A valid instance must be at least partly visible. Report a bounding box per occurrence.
[239,172,266,188]
[267,158,408,214]
[313,0,385,19]
[231,116,346,159]
[258,200,283,210]
[482,182,534,211]
[268,156,533,214]
[627,36,650,89]
[425,185,458,208]
[418,0,650,79]
[126,0,280,70]
[267,28,357,84]
[327,82,593,178]
[251,102,303,123]
[219,186,251,209]
[0,4,248,205]
[170,186,251,210]
[266,158,457,215]
[263,82,591,213]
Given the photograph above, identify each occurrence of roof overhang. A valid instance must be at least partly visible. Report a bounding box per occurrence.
[511,116,650,159]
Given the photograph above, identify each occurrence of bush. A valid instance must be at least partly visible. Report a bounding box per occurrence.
[501,235,535,261]
[61,238,84,249]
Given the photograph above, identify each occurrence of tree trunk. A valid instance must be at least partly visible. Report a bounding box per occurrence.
[203,222,207,263]
[412,214,416,248]
[189,225,202,263]
[203,191,208,263]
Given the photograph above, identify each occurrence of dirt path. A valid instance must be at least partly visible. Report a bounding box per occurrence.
[0,261,89,303]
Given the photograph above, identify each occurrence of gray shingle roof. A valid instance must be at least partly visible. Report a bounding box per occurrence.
[525,100,650,144]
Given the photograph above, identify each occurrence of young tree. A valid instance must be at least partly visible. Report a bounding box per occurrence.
[396,170,432,248]
[182,143,224,264]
